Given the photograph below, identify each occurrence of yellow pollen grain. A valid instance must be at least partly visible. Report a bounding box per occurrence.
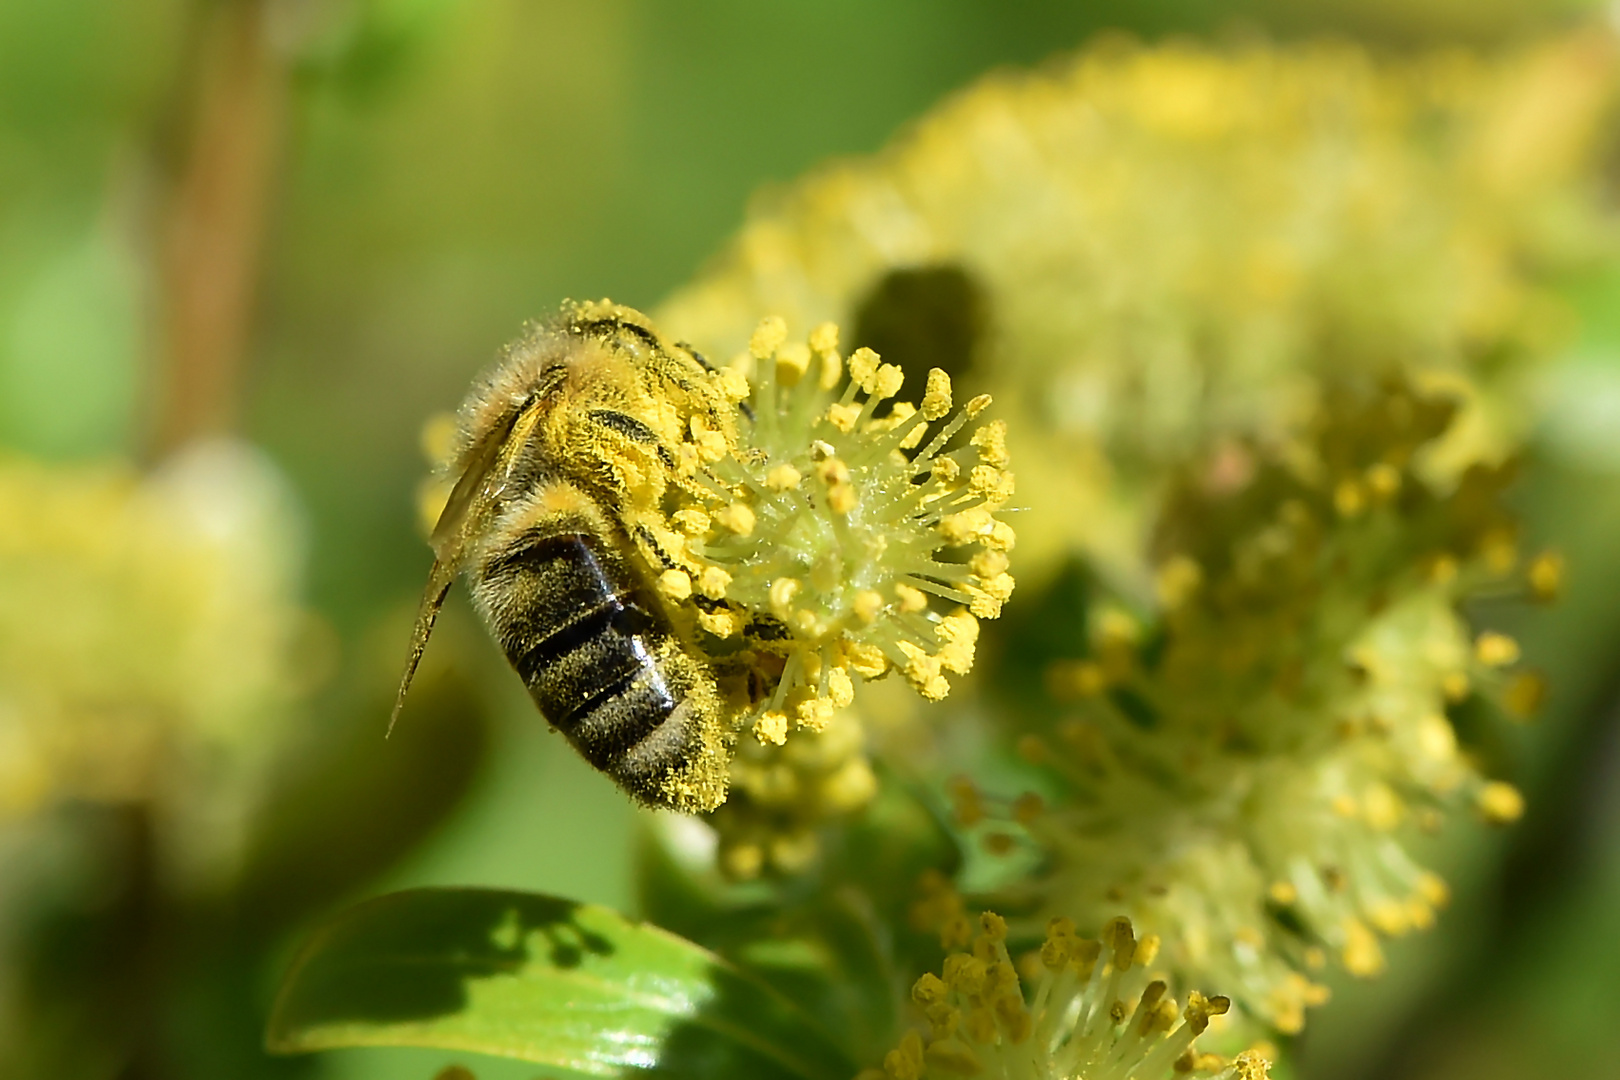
[1477,781,1525,824]
[697,565,731,599]
[715,502,755,536]
[753,711,789,746]
[895,583,929,613]
[765,463,801,490]
[657,568,692,602]
[750,315,787,359]
[1475,632,1520,667]
[853,589,884,623]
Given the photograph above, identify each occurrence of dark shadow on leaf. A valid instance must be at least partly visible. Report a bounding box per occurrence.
[272,890,611,1028]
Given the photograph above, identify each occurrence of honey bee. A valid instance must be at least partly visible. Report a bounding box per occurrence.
[392,301,736,813]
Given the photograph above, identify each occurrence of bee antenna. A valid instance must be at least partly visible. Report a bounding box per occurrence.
[389,560,455,738]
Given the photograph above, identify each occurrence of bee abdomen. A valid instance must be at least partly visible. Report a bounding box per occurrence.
[472,527,709,804]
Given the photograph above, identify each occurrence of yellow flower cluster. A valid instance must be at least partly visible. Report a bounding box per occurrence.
[865,911,1269,1080]
[657,32,1617,589]
[707,707,879,879]
[959,379,1550,1031]
[0,443,311,886]
[657,318,1015,746]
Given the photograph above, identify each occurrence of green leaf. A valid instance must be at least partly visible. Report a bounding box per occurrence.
[266,888,855,1080]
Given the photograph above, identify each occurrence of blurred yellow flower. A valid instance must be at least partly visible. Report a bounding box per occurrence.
[0,441,314,886]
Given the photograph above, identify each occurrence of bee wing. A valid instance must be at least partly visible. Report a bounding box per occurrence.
[389,399,533,735]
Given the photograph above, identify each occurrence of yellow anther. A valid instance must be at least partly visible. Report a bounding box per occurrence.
[1475,631,1520,667]
[697,565,731,600]
[795,695,833,732]
[1334,478,1366,518]
[672,507,710,535]
[1047,659,1107,699]
[873,363,905,400]
[895,583,929,613]
[844,641,888,678]
[1105,917,1137,969]
[697,607,741,638]
[776,341,811,383]
[827,402,862,433]
[657,568,692,602]
[1268,881,1298,906]
[1366,462,1401,499]
[767,578,802,619]
[1341,918,1385,977]
[912,972,948,1005]
[1012,792,1043,824]
[931,456,961,484]
[715,502,755,536]
[808,322,839,355]
[827,481,856,515]
[826,665,855,708]
[970,420,1009,468]
[1527,550,1563,602]
[971,549,1010,579]
[750,316,787,359]
[1503,670,1547,718]
[921,369,953,420]
[718,366,750,402]
[1477,780,1525,824]
[979,911,1007,942]
[847,346,881,391]
[853,589,885,623]
[765,463,802,490]
[753,711,788,746]
[964,394,992,417]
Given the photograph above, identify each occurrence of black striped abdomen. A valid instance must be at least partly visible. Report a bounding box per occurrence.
[471,525,707,804]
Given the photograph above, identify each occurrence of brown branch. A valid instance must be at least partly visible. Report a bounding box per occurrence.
[151,0,287,454]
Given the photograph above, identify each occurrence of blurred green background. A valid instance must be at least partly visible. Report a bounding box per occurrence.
[3,1,1620,1079]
